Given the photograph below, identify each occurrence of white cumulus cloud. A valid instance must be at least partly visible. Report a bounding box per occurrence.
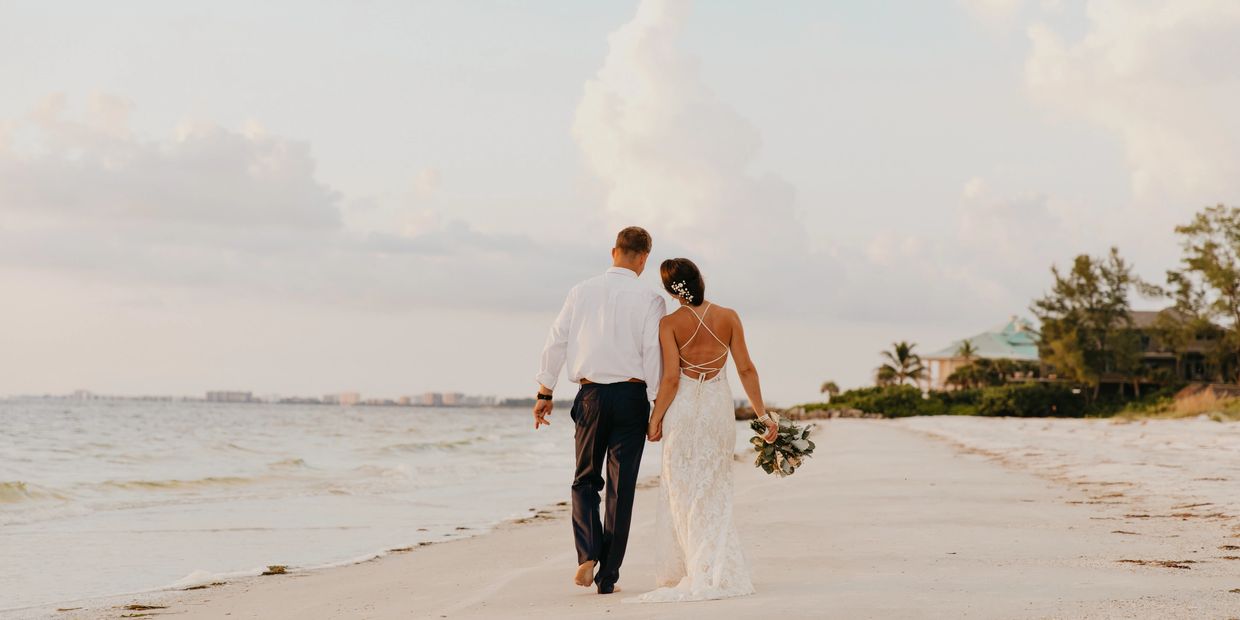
[1025,0,1240,213]
[572,0,823,306]
[0,93,591,311]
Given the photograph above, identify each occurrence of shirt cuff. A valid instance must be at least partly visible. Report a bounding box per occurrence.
[535,372,558,392]
[646,386,658,403]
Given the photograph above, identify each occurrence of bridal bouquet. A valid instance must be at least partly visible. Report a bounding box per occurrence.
[748,417,816,477]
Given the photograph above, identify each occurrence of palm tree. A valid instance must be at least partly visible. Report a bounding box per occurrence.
[947,341,980,390]
[878,341,926,387]
[820,380,840,402]
[945,365,974,390]
[875,365,898,387]
[955,340,978,362]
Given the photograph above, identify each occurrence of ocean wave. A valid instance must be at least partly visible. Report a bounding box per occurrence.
[350,464,412,479]
[214,441,265,454]
[98,476,256,491]
[376,436,487,454]
[0,481,68,504]
[267,458,309,470]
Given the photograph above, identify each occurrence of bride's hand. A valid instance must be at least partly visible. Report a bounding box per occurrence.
[761,419,778,444]
[647,419,663,442]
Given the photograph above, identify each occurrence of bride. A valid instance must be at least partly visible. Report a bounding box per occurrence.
[630,257,779,603]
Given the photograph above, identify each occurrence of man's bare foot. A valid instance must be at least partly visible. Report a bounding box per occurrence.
[574,561,596,587]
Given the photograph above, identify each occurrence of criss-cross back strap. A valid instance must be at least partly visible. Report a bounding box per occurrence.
[678,302,729,380]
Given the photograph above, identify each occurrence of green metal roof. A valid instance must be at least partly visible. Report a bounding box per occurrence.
[927,317,1040,361]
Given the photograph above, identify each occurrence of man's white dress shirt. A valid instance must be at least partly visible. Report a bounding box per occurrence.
[537,267,668,403]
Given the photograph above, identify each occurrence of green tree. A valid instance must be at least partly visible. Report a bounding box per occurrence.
[1157,273,1218,380]
[946,357,1039,390]
[945,365,978,390]
[877,341,926,387]
[1166,204,1240,382]
[955,340,978,362]
[993,358,1040,382]
[819,381,840,397]
[875,366,897,387]
[1031,248,1152,400]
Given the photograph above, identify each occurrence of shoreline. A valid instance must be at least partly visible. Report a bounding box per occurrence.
[1,473,663,620]
[2,468,669,620]
[13,418,1238,618]
[45,419,1239,619]
[0,400,595,615]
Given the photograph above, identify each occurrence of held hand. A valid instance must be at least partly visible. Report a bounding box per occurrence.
[761,418,778,444]
[533,399,553,429]
[647,418,663,442]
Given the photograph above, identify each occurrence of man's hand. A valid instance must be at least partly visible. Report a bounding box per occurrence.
[533,397,553,429]
[647,418,663,442]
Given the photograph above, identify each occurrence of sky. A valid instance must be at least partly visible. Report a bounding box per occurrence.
[1,0,1238,405]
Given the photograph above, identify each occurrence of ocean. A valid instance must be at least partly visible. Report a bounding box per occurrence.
[0,398,670,613]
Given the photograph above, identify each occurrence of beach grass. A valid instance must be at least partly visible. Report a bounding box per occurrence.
[1113,391,1240,422]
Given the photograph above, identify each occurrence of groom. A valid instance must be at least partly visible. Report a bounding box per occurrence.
[534,226,667,594]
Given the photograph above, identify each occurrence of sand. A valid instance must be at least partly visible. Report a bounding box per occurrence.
[58,419,1240,619]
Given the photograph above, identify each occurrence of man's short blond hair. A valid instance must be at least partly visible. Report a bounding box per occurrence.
[615,226,652,255]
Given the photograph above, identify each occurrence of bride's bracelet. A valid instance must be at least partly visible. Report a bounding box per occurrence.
[757,413,772,423]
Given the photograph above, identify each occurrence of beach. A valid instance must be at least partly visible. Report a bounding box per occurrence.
[0,399,637,614]
[44,418,1240,619]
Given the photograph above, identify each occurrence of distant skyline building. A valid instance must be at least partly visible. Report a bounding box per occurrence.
[206,391,253,403]
[12,389,499,407]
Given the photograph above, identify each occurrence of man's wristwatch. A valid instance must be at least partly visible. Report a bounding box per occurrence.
[536,393,553,401]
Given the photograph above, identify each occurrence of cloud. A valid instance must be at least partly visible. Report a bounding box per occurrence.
[572,0,827,307]
[1025,1,1240,213]
[411,167,441,200]
[0,93,591,311]
[1,94,341,231]
[830,174,1100,324]
[568,0,1086,324]
[955,178,1070,263]
[958,0,1027,29]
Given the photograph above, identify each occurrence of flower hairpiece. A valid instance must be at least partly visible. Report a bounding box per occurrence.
[670,280,695,303]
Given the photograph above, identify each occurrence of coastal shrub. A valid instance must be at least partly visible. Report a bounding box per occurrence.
[1112,384,1239,420]
[975,383,1086,417]
[1088,383,1183,417]
[805,386,981,417]
[801,382,1188,418]
[838,385,928,417]
[935,389,981,415]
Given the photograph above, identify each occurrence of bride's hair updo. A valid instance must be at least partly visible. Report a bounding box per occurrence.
[660,258,705,307]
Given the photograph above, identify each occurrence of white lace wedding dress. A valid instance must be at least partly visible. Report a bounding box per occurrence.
[629,304,755,603]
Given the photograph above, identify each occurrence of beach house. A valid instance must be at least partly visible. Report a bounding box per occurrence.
[923,317,1040,390]
[1114,309,1219,384]
[924,309,1225,392]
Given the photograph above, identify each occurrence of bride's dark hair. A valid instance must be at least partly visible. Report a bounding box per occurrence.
[660,258,705,307]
